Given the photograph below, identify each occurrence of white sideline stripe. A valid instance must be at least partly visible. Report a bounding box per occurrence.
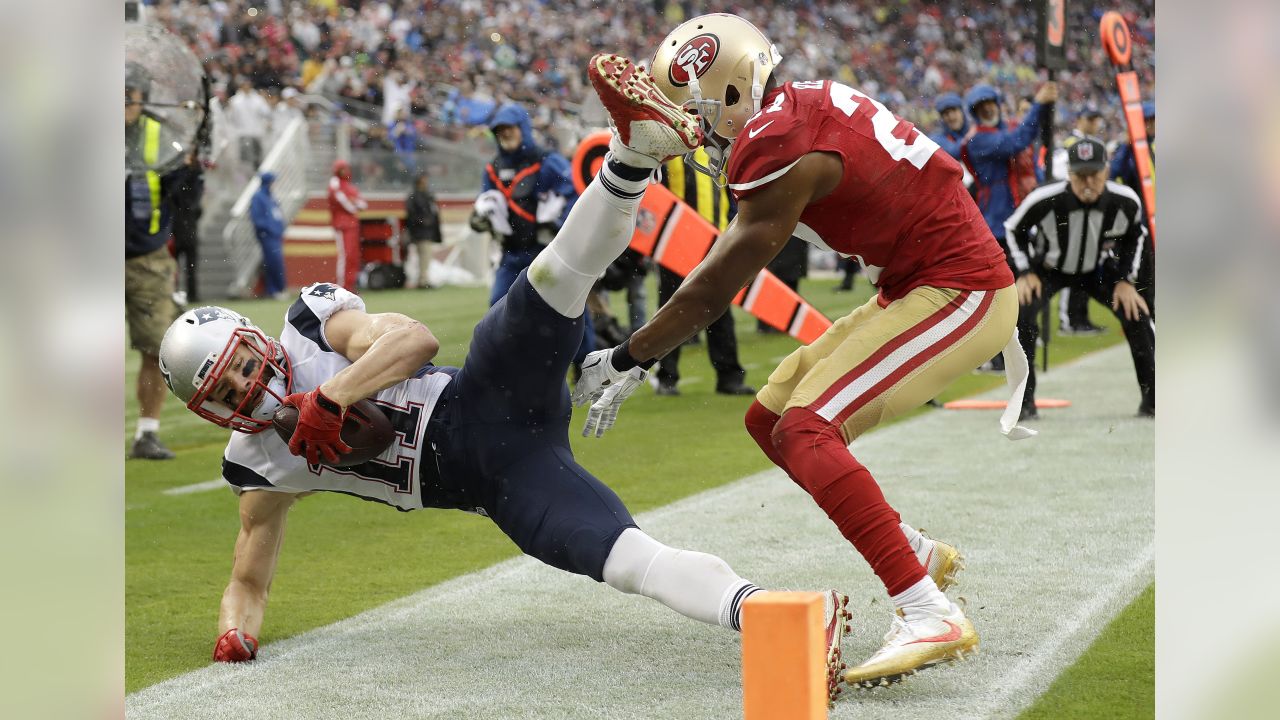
[970,539,1155,720]
[162,479,227,496]
[128,346,1152,720]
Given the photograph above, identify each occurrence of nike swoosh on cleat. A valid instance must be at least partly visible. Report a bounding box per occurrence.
[747,121,775,138]
[905,620,962,645]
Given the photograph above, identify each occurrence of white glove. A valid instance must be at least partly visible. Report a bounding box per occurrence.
[473,189,513,235]
[581,366,647,438]
[571,347,629,407]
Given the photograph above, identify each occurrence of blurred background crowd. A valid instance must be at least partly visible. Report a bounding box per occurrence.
[152,0,1154,155]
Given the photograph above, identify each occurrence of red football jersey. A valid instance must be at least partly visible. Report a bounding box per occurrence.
[726,81,1013,303]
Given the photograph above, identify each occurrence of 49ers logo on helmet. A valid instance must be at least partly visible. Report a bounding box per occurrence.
[668,34,719,87]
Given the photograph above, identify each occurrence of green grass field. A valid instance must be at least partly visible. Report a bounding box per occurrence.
[125,275,1150,716]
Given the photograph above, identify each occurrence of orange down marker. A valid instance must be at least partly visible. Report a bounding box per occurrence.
[742,592,827,720]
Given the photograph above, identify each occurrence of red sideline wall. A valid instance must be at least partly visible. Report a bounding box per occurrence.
[280,193,475,290]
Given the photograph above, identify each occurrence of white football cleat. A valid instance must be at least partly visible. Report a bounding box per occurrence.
[824,590,852,704]
[588,53,702,166]
[843,602,978,689]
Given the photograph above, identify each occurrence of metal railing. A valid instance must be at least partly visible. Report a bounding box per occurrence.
[221,116,310,297]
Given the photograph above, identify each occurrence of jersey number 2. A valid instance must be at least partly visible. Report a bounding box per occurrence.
[825,83,939,170]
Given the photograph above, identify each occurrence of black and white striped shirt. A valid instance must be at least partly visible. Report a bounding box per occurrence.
[1004,181,1148,283]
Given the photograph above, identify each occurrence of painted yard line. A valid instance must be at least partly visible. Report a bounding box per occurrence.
[971,539,1156,720]
[162,479,228,496]
[128,345,1151,720]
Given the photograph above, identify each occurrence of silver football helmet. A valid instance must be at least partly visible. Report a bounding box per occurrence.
[158,306,292,433]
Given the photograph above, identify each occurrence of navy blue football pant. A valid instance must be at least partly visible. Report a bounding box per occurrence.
[490,248,595,364]
[431,270,635,580]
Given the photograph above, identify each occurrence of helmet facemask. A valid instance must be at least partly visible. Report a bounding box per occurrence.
[185,326,292,433]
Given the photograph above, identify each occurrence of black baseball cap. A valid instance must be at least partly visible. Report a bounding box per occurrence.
[1068,138,1107,173]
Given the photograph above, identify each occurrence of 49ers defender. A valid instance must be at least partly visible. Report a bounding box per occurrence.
[575,13,1035,691]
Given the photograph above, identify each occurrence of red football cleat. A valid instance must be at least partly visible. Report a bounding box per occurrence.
[588,53,702,164]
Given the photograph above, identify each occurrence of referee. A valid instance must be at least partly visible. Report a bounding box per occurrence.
[1005,138,1155,420]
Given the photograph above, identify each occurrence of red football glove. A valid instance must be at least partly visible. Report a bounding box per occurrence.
[282,388,352,465]
[213,628,258,662]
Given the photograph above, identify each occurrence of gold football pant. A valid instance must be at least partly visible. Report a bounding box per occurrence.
[758,285,1018,442]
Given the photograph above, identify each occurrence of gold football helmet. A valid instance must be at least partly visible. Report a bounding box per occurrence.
[651,13,782,180]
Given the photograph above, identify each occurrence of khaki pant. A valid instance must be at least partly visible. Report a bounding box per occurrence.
[758,285,1018,442]
[126,247,179,354]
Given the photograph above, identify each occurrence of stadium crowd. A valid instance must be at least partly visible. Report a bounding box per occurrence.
[153,0,1154,149]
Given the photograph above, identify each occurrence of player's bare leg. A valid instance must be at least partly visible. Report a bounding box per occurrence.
[526,53,700,319]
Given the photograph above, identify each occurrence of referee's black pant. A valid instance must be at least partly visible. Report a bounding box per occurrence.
[1018,267,1155,410]
[656,266,746,390]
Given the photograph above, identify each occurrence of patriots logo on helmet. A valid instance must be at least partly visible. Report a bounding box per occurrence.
[669,34,719,87]
[192,307,243,325]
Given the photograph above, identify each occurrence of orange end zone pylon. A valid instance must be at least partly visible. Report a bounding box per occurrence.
[742,592,827,720]
[573,131,835,345]
[943,398,1071,410]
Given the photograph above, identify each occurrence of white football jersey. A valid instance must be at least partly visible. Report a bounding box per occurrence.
[222,283,452,511]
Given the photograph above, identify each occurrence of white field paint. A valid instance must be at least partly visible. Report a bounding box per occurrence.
[128,346,1153,720]
[162,479,228,496]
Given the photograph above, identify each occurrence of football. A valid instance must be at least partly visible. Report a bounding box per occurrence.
[272,398,396,468]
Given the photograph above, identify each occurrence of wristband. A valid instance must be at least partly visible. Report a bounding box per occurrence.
[611,338,656,372]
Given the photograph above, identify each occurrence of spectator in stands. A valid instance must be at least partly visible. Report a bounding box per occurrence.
[250,171,288,300]
[652,148,754,396]
[227,77,272,170]
[388,107,419,178]
[404,173,443,289]
[962,80,1057,373]
[963,81,1057,254]
[169,152,205,304]
[930,92,970,160]
[327,160,367,291]
[125,62,179,460]
[161,1,1154,152]
[469,102,593,364]
[271,86,305,141]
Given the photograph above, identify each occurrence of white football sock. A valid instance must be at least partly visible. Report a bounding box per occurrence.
[136,417,160,440]
[899,523,926,555]
[528,155,648,318]
[603,528,761,631]
[891,575,950,622]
